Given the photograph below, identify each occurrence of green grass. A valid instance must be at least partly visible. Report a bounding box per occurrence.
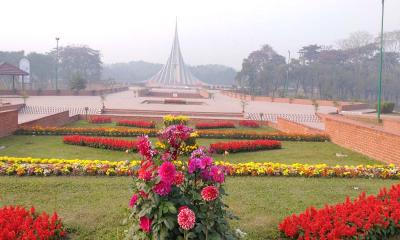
[66,120,278,133]
[0,176,397,239]
[0,135,379,165]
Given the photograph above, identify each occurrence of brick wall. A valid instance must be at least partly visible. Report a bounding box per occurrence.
[323,114,400,165]
[0,104,25,112]
[0,110,18,137]
[21,111,73,127]
[383,118,400,132]
[0,87,128,96]
[274,117,324,135]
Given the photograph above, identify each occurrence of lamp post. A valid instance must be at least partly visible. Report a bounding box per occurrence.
[55,37,60,91]
[285,50,291,97]
[377,0,385,121]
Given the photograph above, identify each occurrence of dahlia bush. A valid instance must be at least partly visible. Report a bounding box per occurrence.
[126,124,240,240]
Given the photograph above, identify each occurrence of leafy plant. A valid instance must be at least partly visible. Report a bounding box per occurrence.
[376,102,395,114]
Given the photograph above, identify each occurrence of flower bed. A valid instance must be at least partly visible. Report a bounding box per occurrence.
[239,120,260,128]
[63,135,138,152]
[0,205,66,239]
[2,156,400,179]
[88,116,112,124]
[15,126,158,137]
[279,184,400,239]
[210,140,281,153]
[163,115,189,126]
[198,129,329,142]
[116,120,155,128]
[195,121,236,129]
[164,99,187,104]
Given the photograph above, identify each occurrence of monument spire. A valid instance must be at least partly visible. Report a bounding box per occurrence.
[148,20,200,86]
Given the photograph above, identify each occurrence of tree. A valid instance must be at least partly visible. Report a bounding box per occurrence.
[69,73,87,91]
[27,52,56,89]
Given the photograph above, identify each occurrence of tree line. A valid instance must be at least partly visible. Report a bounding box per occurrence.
[236,31,400,107]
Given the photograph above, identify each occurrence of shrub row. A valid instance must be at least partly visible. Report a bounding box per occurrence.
[210,140,281,153]
[63,135,138,152]
[279,184,400,239]
[116,119,155,128]
[15,126,329,142]
[238,120,260,128]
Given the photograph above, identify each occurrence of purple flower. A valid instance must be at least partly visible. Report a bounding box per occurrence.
[210,166,225,183]
[188,159,197,174]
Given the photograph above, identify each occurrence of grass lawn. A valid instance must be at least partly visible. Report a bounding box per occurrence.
[0,176,398,239]
[0,135,379,165]
[66,120,278,133]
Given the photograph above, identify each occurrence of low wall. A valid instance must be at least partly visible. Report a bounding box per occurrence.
[21,111,74,127]
[198,89,210,98]
[221,90,368,110]
[383,118,400,132]
[274,117,324,135]
[103,108,244,118]
[323,114,400,165]
[0,87,128,96]
[0,104,25,112]
[0,109,18,137]
[342,115,400,133]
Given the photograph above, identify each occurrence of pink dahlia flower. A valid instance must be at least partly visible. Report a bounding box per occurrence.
[174,171,185,186]
[139,216,152,233]
[129,194,138,208]
[153,181,172,196]
[210,166,225,183]
[201,186,219,202]
[177,208,196,230]
[158,161,176,184]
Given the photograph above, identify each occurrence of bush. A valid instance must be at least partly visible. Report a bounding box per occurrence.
[116,120,155,128]
[376,102,395,114]
[0,205,66,239]
[279,184,400,239]
[210,139,281,153]
[195,121,235,129]
[88,116,112,124]
[238,120,260,128]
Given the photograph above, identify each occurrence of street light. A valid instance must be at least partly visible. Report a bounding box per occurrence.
[55,37,60,91]
[377,0,385,121]
[285,50,291,97]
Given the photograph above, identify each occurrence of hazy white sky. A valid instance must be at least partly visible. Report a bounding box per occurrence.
[1,0,399,69]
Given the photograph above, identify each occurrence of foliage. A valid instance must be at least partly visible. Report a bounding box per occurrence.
[163,115,190,127]
[69,72,87,91]
[63,135,137,152]
[88,116,112,124]
[126,124,239,240]
[210,140,281,154]
[15,126,330,142]
[376,102,395,114]
[0,205,66,239]
[116,120,156,128]
[238,120,260,128]
[195,121,236,129]
[279,184,400,239]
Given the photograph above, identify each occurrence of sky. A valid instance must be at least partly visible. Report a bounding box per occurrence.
[1,0,399,70]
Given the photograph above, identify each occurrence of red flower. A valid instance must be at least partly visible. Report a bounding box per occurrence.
[138,160,156,181]
[139,216,152,233]
[88,116,112,124]
[63,135,137,152]
[195,121,235,129]
[174,171,185,186]
[210,139,281,154]
[116,120,155,128]
[178,205,189,213]
[153,181,172,196]
[201,186,219,202]
[129,194,138,208]
[239,120,260,128]
[177,208,196,230]
[158,161,176,184]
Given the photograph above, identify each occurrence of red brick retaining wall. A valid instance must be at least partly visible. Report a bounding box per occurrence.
[323,114,400,165]
[0,87,128,96]
[0,110,18,137]
[274,117,324,135]
[21,111,73,127]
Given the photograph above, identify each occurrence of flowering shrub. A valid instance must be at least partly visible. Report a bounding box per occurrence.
[88,116,112,124]
[210,139,281,153]
[0,205,66,239]
[195,121,236,129]
[279,184,400,239]
[116,120,156,129]
[63,135,137,152]
[239,120,260,128]
[163,115,189,127]
[2,156,400,179]
[126,125,239,239]
[15,126,329,142]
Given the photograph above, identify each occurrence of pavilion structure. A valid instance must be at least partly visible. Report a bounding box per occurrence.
[148,22,202,87]
[0,62,29,91]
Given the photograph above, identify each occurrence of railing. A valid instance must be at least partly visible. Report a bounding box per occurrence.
[19,106,101,116]
[246,113,321,123]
